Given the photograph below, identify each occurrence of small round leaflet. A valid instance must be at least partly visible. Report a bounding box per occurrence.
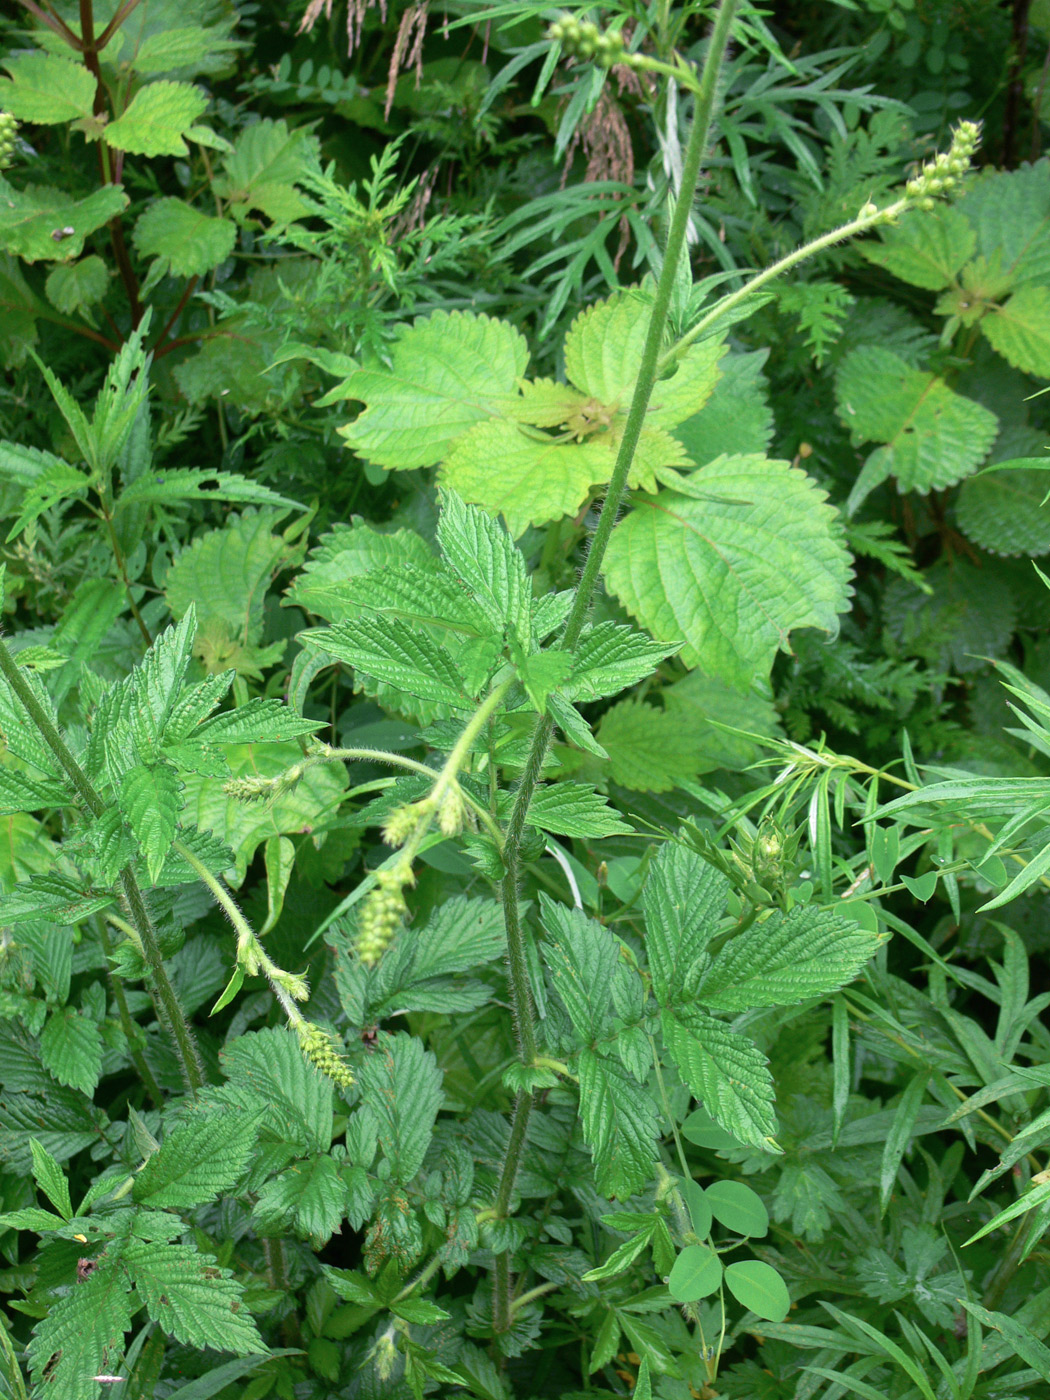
[724,1260,790,1322]
[668,1244,723,1303]
[704,1180,769,1237]
[681,1179,712,1238]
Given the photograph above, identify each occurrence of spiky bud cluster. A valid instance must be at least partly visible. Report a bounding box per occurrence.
[224,763,305,804]
[905,120,980,211]
[297,1022,355,1089]
[0,112,17,172]
[548,14,631,69]
[356,867,410,966]
[382,799,431,848]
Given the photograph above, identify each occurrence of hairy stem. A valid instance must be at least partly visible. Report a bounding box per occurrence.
[0,635,203,1093]
[94,914,163,1106]
[489,1,742,1335]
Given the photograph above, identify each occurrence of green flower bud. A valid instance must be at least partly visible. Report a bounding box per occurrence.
[298,1022,355,1089]
[0,111,17,172]
[356,869,409,966]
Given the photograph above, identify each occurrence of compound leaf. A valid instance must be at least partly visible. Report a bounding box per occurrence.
[643,842,728,1006]
[40,1008,103,1096]
[125,1238,265,1355]
[357,1032,443,1185]
[119,762,180,881]
[133,198,237,277]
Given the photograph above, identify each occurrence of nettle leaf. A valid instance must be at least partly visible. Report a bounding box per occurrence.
[540,897,620,1042]
[958,162,1050,290]
[861,205,977,290]
[437,489,531,644]
[595,698,704,793]
[442,418,611,538]
[578,1048,660,1200]
[699,907,881,1011]
[27,1258,132,1400]
[836,347,999,501]
[30,1138,72,1220]
[44,255,109,315]
[0,177,129,264]
[0,51,96,123]
[215,118,318,225]
[565,622,678,703]
[982,285,1050,377]
[0,872,114,926]
[305,616,472,707]
[104,81,209,157]
[119,763,180,881]
[40,1008,103,1096]
[252,1153,345,1247]
[605,455,853,688]
[188,696,320,746]
[643,842,728,1006]
[340,310,527,470]
[957,462,1050,557]
[662,1007,779,1151]
[357,1032,443,1186]
[289,520,434,621]
[336,896,505,1022]
[132,197,237,277]
[133,1110,263,1209]
[0,767,73,815]
[525,782,632,838]
[123,1238,265,1355]
[674,350,774,467]
[221,1028,333,1154]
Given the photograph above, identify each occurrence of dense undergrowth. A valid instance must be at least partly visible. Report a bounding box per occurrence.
[2,1,1050,1397]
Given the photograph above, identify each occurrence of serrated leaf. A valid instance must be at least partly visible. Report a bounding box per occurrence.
[861,206,976,290]
[134,1110,262,1209]
[4,458,91,541]
[0,873,114,925]
[221,1027,333,1154]
[525,782,632,838]
[581,1225,654,1283]
[566,622,678,703]
[215,118,318,225]
[189,696,321,746]
[673,350,774,467]
[836,347,998,495]
[132,197,237,277]
[357,1032,443,1185]
[132,25,245,76]
[40,1007,103,1096]
[643,842,728,1005]
[341,310,527,469]
[437,489,531,642]
[252,1153,345,1246]
[30,1138,72,1220]
[982,285,1050,377]
[124,1238,265,1354]
[662,1007,778,1151]
[288,520,434,621]
[0,767,73,815]
[604,454,853,687]
[104,80,209,156]
[0,51,96,123]
[577,1048,660,1200]
[539,896,620,1041]
[699,907,880,1011]
[959,162,1050,289]
[306,616,471,706]
[27,1259,132,1400]
[119,763,180,882]
[442,417,610,538]
[595,698,703,792]
[44,255,109,315]
[957,463,1050,556]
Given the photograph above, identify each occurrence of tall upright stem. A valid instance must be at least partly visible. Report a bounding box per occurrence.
[0,636,203,1094]
[490,0,741,1334]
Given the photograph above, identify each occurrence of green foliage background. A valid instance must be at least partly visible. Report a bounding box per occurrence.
[1,0,1050,1397]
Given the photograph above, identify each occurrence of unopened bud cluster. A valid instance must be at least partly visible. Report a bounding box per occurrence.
[356,866,410,966]
[297,1022,355,1089]
[0,112,17,172]
[548,14,633,69]
[905,120,980,211]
